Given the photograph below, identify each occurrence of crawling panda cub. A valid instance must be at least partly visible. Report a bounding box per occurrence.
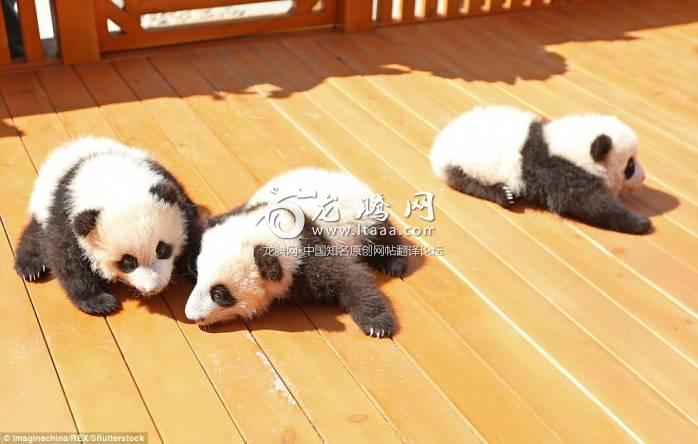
[14,137,201,315]
[431,105,651,234]
[185,168,408,338]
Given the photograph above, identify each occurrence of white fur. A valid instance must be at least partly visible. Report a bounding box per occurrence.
[430,105,537,194]
[250,168,382,246]
[30,136,148,226]
[544,114,644,194]
[30,137,187,295]
[431,106,645,196]
[185,204,300,325]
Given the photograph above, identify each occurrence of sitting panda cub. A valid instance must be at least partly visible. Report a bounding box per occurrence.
[431,105,651,234]
[14,137,201,315]
[185,168,408,338]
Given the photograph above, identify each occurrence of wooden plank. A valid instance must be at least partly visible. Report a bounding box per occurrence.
[53,0,100,64]
[0,100,76,432]
[223,41,637,443]
[105,57,404,443]
[0,72,161,438]
[16,0,43,62]
[0,3,11,65]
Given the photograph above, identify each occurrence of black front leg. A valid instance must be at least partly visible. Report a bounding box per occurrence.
[44,227,120,315]
[297,253,395,338]
[562,188,652,235]
[14,217,50,281]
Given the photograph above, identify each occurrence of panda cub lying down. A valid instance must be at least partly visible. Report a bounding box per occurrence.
[431,106,650,234]
[185,168,408,338]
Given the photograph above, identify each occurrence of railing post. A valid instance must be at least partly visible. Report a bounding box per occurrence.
[338,0,373,32]
[53,0,100,64]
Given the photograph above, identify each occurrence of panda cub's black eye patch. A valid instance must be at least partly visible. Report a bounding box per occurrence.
[156,241,173,260]
[117,254,138,273]
[211,284,236,307]
[624,158,636,179]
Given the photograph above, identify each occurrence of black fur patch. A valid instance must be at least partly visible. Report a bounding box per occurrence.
[590,134,612,162]
[45,165,120,315]
[146,159,203,278]
[150,181,179,205]
[254,244,283,281]
[520,122,651,234]
[445,165,516,208]
[289,219,395,338]
[358,219,409,277]
[72,209,100,237]
[211,284,236,306]
[14,217,50,281]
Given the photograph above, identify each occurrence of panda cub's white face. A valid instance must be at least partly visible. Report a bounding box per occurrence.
[544,114,645,195]
[185,207,300,326]
[79,198,187,296]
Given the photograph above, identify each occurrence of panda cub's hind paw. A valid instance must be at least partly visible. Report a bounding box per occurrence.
[498,184,516,209]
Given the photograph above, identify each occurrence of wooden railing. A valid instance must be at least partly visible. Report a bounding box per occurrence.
[0,0,44,66]
[0,0,573,68]
[372,0,571,26]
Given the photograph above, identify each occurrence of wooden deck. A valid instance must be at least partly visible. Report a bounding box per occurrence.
[1,0,697,442]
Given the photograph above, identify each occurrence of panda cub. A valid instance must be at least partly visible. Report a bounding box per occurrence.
[185,168,407,338]
[14,137,201,315]
[431,105,651,234]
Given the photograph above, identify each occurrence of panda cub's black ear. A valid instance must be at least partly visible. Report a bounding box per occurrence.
[73,209,100,237]
[150,181,179,205]
[590,134,613,162]
[253,245,283,281]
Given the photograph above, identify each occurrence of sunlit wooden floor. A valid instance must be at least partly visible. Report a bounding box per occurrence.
[1,0,697,442]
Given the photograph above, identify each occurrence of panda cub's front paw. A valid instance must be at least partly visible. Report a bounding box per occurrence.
[75,292,121,315]
[626,213,652,235]
[15,253,49,282]
[358,312,395,339]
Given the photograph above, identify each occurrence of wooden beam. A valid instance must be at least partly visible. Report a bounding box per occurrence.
[53,0,100,64]
[338,0,373,33]
[424,0,438,18]
[16,0,43,62]
[377,0,393,24]
[0,1,11,65]
[402,0,415,21]
[446,0,461,16]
